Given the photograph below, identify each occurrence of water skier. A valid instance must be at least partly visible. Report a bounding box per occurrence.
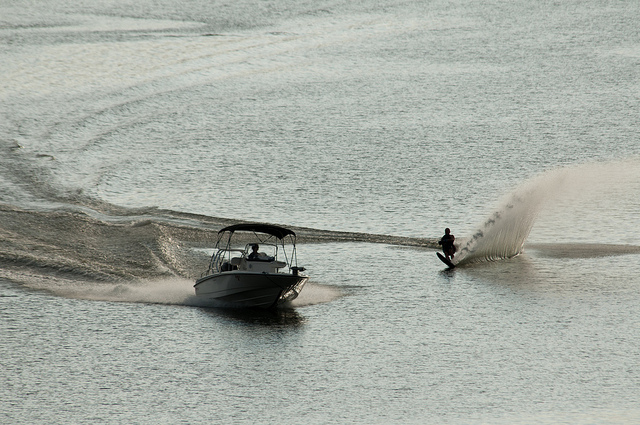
[438,228,456,261]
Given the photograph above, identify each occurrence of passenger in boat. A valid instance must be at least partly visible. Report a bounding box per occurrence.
[247,244,273,261]
[438,228,456,261]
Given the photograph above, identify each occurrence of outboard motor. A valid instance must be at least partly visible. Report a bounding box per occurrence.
[291,266,305,276]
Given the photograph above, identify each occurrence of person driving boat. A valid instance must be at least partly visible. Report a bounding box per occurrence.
[247,244,273,261]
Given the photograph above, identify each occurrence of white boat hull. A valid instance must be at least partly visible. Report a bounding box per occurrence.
[194,271,308,308]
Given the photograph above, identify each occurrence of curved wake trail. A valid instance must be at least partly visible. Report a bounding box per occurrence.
[455,159,640,265]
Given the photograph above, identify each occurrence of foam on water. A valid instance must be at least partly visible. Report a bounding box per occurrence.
[21,276,341,308]
[49,278,196,304]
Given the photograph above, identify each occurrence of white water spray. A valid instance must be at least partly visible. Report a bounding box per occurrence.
[456,159,640,265]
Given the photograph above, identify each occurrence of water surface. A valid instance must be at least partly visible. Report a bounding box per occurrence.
[1,0,639,423]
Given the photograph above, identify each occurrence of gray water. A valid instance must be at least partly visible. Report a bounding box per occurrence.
[1,0,640,423]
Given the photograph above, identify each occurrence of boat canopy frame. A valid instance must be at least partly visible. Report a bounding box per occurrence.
[205,223,301,275]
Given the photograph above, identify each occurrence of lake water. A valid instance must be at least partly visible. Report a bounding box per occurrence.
[1,0,640,423]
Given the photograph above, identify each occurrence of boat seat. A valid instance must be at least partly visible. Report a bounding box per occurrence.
[246,260,288,273]
[230,257,243,266]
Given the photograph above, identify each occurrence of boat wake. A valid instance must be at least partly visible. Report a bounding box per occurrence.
[290,283,343,307]
[21,277,198,305]
[0,201,377,309]
[1,158,637,296]
[455,159,640,265]
[12,273,343,309]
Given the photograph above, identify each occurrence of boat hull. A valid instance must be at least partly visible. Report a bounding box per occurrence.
[194,272,308,308]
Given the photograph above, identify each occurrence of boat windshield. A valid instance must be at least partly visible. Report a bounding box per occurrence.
[244,243,278,260]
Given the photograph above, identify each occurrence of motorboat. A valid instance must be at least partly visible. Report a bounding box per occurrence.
[195,223,309,308]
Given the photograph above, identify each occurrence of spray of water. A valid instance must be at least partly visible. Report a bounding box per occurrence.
[455,158,640,265]
[18,273,342,308]
[455,173,557,264]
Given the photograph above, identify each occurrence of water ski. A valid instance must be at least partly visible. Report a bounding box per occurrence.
[437,252,456,268]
